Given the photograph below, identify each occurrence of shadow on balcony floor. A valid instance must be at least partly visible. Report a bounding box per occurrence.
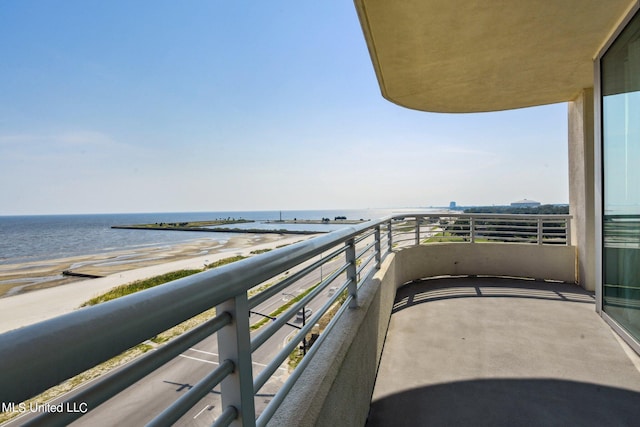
[367,277,640,427]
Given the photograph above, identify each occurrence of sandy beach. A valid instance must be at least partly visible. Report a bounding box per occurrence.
[0,233,315,334]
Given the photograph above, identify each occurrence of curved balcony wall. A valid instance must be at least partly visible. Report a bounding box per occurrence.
[395,243,576,287]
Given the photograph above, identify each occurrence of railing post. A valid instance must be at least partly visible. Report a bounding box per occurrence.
[387,219,393,252]
[565,216,572,246]
[346,238,358,309]
[470,216,475,243]
[375,225,381,269]
[415,217,421,246]
[537,218,543,245]
[216,294,256,427]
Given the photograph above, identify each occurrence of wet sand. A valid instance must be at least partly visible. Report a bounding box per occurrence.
[0,234,297,297]
[0,233,315,334]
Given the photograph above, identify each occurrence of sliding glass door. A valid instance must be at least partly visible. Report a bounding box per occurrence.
[601,10,640,341]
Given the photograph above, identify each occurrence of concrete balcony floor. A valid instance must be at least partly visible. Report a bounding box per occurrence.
[367,277,640,426]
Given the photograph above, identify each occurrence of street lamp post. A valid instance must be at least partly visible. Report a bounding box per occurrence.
[282,292,307,355]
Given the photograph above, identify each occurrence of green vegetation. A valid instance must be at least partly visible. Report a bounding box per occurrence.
[206,255,247,269]
[250,248,272,255]
[463,205,569,215]
[277,242,297,248]
[248,281,275,298]
[422,232,490,244]
[427,205,569,244]
[81,269,202,306]
[114,219,254,230]
[81,256,248,307]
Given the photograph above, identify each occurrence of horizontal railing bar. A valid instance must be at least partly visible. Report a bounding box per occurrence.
[357,265,376,289]
[253,277,353,394]
[256,293,354,427]
[417,213,572,219]
[391,236,417,244]
[248,243,347,309]
[475,230,539,236]
[250,262,349,353]
[0,270,252,404]
[22,312,233,427]
[148,359,235,427]
[474,225,539,230]
[390,233,419,240]
[356,239,377,259]
[213,405,238,427]
[481,236,536,241]
[357,252,377,277]
[354,228,376,245]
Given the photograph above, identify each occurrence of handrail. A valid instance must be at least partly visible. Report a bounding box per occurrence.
[389,213,571,246]
[0,212,571,426]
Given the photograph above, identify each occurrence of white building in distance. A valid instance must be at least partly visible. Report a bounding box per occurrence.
[511,199,541,208]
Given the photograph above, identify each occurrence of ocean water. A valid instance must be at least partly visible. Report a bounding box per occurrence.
[0,208,416,265]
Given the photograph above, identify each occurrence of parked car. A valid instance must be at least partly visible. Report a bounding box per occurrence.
[296,308,312,321]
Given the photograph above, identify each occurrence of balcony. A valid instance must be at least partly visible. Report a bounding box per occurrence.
[2,213,639,426]
[366,277,640,426]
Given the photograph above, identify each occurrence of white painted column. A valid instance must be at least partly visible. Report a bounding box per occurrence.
[568,88,596,291]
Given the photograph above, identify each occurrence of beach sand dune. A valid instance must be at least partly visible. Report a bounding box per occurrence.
[0,233,315,334]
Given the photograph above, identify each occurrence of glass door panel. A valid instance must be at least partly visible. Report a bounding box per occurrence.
[602,11,640,341]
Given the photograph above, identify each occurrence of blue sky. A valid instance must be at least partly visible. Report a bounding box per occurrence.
[0,1,568,215]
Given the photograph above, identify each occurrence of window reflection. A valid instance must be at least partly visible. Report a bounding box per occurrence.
[602,11,640,341]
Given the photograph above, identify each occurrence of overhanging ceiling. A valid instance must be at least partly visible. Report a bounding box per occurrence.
[354,0,637,112]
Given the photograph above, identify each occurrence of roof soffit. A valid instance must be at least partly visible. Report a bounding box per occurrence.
[355,0,637,112]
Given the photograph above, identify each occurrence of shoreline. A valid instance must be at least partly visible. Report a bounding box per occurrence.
[0,234,291,298]
[0,233,317,334]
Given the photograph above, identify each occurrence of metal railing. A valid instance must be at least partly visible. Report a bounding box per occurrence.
[604,214,640,248]
[390,213,571,246]
[0,212,571,426]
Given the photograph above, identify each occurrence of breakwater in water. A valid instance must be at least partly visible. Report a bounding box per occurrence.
[110,217,367,235]
[0,208,420,266]
[111,225,322,235]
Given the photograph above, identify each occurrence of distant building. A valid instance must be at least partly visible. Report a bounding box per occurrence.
[449,201,456,209]
[511,199,541,208]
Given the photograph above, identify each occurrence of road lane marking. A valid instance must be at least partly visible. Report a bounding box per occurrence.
[188,349,286,371]
[189,348,218,356]
[252,359,287,371]
[179,354,218,364]
[194,405,214,419]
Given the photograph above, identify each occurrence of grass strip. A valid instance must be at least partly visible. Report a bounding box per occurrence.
[205,255,246,268]
[81,256,248,307]
[250,248,272,255]
[81,269,202,307]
